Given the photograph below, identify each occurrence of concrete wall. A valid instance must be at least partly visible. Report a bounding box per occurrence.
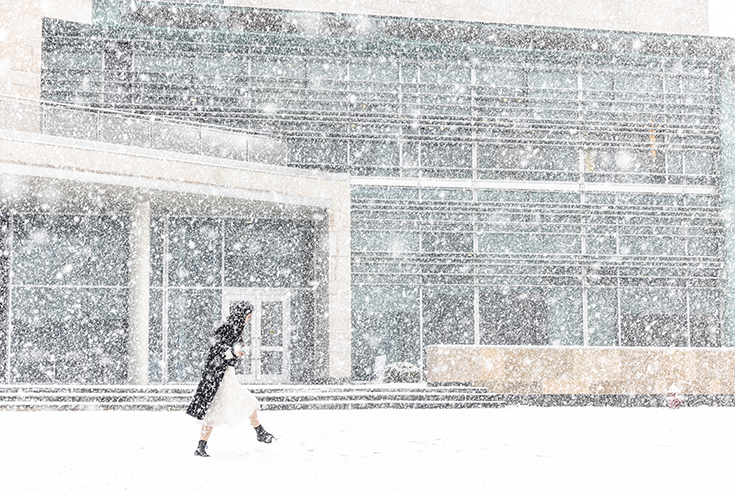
[39,104,289,165]
[426,345,735,394]
[0,0,92,101]
[0,1,42,100]
[225,0,709,35]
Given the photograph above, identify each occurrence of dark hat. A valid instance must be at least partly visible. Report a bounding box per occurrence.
[227,301,253,329]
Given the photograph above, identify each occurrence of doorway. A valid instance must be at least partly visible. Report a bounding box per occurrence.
[222,288,291,384]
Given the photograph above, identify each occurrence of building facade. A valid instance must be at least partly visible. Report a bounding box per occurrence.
[3,0,735,391]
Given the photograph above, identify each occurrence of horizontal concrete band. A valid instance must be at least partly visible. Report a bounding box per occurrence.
[426,345,735,395]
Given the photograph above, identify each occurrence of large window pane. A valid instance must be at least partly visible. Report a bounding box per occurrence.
[351,141,400,176]
[421,143,472,179]
[224,219,313,288]
[136,55,191,74]
[307,59,347,81]
[479,230,580,255]
[350,60,398,82]
[191,55,242,76]
[167,289,220,383]
[149,288,164,383]
[10,287,127,383]
[528,68,577,119]
[352,230,419,254]
[477,66,524,88]
[588,288,618,346]
[423,286,474,345]
[587,218,618,255]
[684,151,715,175]
[688,236,720,257]
[477,145,577,180]
[620,288,686,347]
[352,286,420,380]
[619,234,685,257]
[689,289,720,347]
[480,288,547,345]
[13,214,129,287]
[0,216,7,381]
[614,72,662,97]
[45,52,103,71]
[150,217,165,287]
[582,70,613,121]
[289,138,348,169]
[251,57,305,79]
[168,218,221,288]
[289,290,315,383]
[547,288,583,346]
[261,301,283,347]
[422,229,473,253]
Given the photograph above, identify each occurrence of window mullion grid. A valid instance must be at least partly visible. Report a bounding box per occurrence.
[5,215,13,383]
[161,217,170,384]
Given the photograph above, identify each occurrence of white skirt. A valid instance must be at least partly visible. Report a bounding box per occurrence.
[201,366,260,427]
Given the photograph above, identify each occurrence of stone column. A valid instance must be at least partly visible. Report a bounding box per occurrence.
[722,61,735,347]
[327,181,352,379]
[128,200,150,384]
[312,180,352,381]
[313,213,330,379]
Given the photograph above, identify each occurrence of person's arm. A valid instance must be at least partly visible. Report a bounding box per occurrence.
[223,342,244,366]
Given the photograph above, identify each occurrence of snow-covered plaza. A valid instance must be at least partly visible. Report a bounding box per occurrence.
[1,406,733,490]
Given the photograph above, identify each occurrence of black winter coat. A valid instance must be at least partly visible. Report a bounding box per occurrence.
[186,322,242,420]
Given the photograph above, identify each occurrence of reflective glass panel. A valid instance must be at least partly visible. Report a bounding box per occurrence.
[261,301,283,347]
[260,351,283,376]
[167,289,221,383]
[423,286,474,345]
[587,288,618,346]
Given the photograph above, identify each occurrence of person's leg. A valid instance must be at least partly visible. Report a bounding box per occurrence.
[249,410,274,443]
[200,425,213,441]
[195,425,213,457]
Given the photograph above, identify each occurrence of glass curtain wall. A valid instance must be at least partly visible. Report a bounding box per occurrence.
[0,213,315,384]
[40,7,728,380]
[42,15,721,188]
[351,187,722,377]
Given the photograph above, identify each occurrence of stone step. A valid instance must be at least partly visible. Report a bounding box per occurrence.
[0,392,500,404]
[0,384,488,394]
[259,393,501,402]
[1,399,504,411]
[0,384,504,411]
[259,399,505,410]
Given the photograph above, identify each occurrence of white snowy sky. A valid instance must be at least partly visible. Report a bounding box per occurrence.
[709,0,735,37]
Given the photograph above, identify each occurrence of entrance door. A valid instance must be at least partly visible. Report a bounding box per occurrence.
[222,288,291,384]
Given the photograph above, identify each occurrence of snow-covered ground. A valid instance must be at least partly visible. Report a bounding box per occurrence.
[1,406,733,490]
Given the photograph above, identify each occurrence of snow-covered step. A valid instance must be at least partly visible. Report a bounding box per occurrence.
[0,384,504,411]
[259,399,504,410]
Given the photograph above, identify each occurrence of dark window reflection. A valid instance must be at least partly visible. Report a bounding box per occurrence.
[480,289,548,345]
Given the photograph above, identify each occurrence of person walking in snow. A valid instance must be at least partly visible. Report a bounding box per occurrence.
[186,301,275,457]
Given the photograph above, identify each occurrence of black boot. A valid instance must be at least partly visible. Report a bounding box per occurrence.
[194,440,210,457]
[254,424,274,443]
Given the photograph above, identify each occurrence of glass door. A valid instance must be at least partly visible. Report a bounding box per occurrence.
[222,288,291,384]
